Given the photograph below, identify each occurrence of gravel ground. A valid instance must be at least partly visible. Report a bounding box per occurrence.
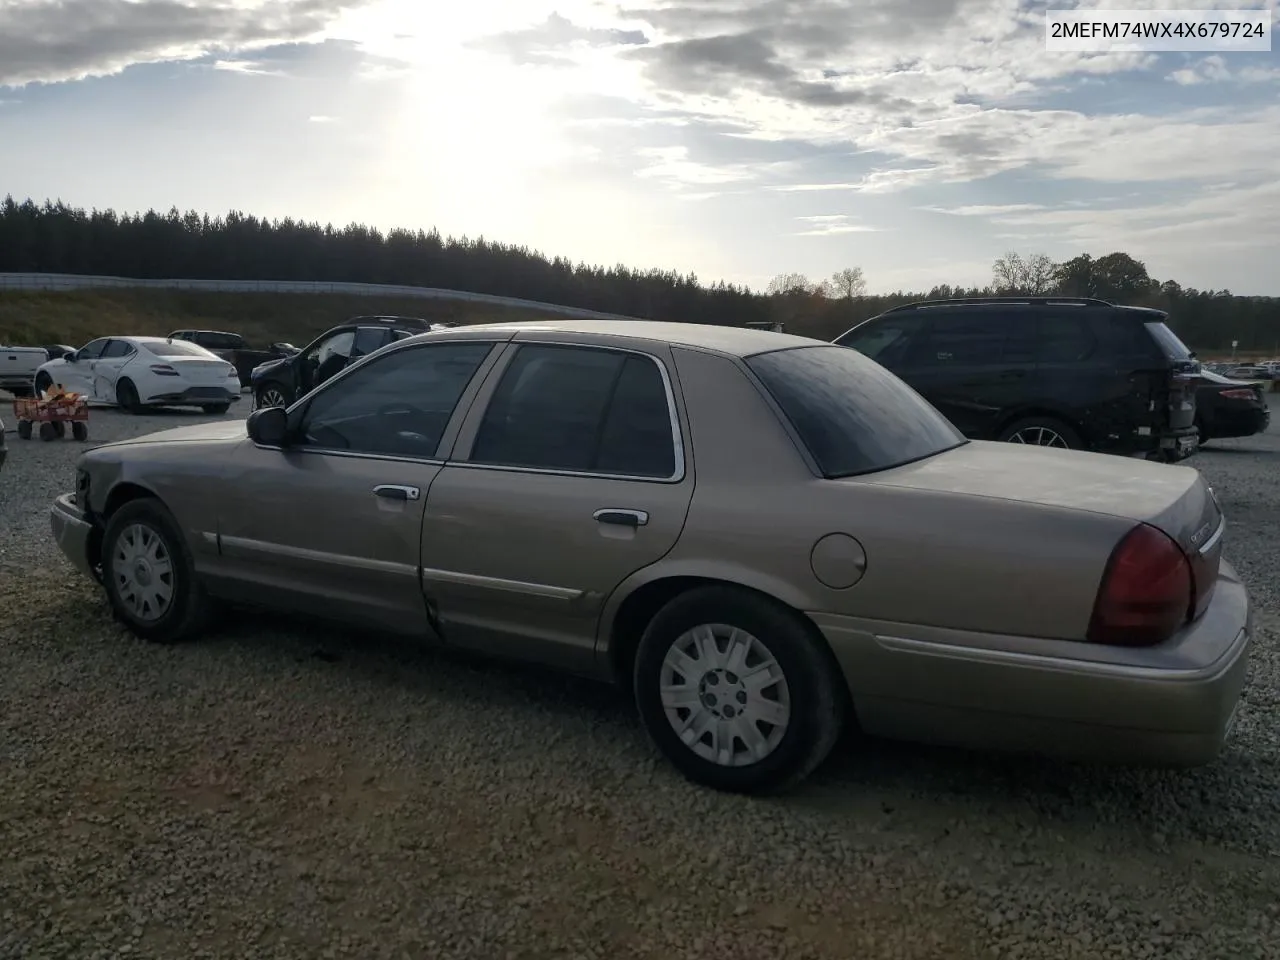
[1,398,1278,960]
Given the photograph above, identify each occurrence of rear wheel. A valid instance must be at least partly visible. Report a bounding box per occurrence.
[17,420,32,440]
[201,403,231,415]
[633,586,846,794]
[997,416,1082,450]
[116,379,142,414]
[38,422,56,441]
[72,421,88,442]
[101,498,210,644]
[52,420,66,439]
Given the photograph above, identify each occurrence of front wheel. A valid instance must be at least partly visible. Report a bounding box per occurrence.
[633,586,846,794]
[101,498,210,644]
[255,383,291,409]
[33,371,52,397]
[997,416,1082,450]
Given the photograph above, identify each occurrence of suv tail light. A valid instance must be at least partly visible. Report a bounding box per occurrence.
[1088,523,1191,647]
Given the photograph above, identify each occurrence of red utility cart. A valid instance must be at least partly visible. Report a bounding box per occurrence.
[12,391,89,442]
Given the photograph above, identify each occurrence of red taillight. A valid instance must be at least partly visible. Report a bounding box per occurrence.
[1088,523,1191,647]
[1218,388,1256,400]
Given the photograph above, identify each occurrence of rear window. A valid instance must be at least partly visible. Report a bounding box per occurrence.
[1144,321,1193,360]
[746,345,966,478]
[145,340,217,358]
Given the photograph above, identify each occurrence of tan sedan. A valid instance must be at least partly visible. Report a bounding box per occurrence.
[50,321,1252,793]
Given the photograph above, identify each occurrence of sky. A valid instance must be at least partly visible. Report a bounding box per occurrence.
[0,0,1277,295]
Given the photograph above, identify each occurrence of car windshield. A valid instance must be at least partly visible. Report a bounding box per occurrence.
[1145,321,1194,360]
[144,340,217,358]
[746,345,966,478]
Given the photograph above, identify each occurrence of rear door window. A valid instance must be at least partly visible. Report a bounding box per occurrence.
[470,344,678,478]
[351,327,391,358]
[746,345,966,478]
[1038,314,1096,363]
[913,314,1008,367]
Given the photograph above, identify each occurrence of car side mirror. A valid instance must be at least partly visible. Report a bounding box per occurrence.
[67,351,81,363]
[246,406,290,447]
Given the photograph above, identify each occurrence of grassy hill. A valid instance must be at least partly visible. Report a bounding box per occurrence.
[0,289,573,349]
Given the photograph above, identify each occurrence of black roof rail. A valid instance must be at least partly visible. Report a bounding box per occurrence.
[882,296,1114,314]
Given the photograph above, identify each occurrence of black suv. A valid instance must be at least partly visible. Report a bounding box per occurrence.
[833,297,1200,461]
[250,316,454,409]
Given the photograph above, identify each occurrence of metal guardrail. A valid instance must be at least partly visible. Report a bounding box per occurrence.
[0,272,645,323]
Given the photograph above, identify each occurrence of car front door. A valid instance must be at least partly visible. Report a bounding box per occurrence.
[214,339,503,637]
[91,339,137,402]
[57,338,109,396]
[298,329,357,397]
[419,338,695,676]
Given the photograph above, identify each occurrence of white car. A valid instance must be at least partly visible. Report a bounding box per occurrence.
[33,337,242,414]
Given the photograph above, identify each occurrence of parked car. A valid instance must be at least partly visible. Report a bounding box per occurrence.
[34,336,242,414]
[167,329,300,386]
[1193,369,1271,443]
[1223,364,1272,381]
[50,321,1250,794]
[834,297,1200,461]
[1,343,50,396]
[250,316,454,409]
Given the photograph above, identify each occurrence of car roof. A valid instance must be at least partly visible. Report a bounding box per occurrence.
[414,319,823,358]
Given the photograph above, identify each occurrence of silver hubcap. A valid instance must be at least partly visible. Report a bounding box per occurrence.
[1009,426,1068,448]
[111,523,174,622]
[660,623,791,767]
[261,388,285,407]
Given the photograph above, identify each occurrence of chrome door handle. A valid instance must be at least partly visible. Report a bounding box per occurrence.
[374,484,420,501]
[594,508,648,527]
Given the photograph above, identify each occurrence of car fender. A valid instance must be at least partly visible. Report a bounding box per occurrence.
[594,556,827,664]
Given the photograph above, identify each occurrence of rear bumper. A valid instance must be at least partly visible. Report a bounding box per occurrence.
[50,492,98,580]
[1204,405,1270,439]
[813,559,1253,766]
[143,386,240,405]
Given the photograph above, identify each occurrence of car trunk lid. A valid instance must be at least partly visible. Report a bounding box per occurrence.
[860,440,1223,616]
[158,357,233,386]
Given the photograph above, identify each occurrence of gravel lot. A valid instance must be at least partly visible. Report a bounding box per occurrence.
[1,398,1278,960]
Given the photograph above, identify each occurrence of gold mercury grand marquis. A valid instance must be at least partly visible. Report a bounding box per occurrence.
[49,320,1252,793]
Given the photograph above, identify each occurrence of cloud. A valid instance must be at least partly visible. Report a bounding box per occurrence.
[1169,55,1280,86]
[212,58,285,75]
[923,203,1047,216]
[792,214,878,237]
[308,114,338,122]
[470,12,648,67]
[0,0,360,88]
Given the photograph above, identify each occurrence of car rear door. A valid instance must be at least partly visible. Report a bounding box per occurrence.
[215,339,503,636]
[419,338,694,675]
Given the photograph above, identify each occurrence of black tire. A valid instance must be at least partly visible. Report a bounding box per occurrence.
[116,379,143,414]
[255,382,291,409]
[997,415,1082,450]
[201,403,232,415]
[33,371,51,397]
[38,421,56,441]
[100,498,210,644]
[17,420,32,440]
[72,421,88,442]
[633,586,846,794]
[52,420,66,439]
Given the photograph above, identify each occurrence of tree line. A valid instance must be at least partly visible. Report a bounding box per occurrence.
[1,197,1276,353]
